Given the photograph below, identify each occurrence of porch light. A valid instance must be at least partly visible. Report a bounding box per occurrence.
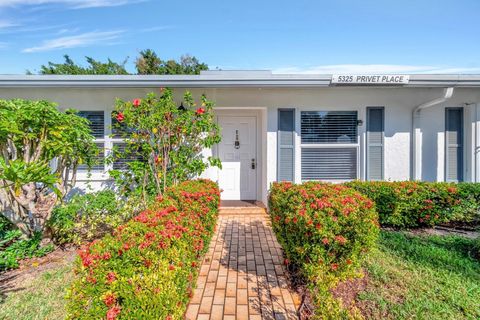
[356,119,363,126]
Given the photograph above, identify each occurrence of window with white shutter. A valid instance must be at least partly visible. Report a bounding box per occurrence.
[445,108,463,182]
[366,107,384,180]
[78,111,105,172]
[300,111,359,181]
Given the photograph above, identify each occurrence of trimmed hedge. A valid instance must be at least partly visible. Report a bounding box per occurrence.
[345,181,480,228]
[66,179,219,320]
[269,181,379,318]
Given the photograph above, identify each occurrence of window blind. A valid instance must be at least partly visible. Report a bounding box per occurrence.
[301,111,358,144]
[78,111,105,138]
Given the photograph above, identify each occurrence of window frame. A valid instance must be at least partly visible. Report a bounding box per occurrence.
[298,109,360,182]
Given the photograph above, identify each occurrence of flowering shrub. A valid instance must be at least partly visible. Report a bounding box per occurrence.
[345,181,480,228]
[110,89,221,200]
[269,181,379,318]
[66,179,219,320]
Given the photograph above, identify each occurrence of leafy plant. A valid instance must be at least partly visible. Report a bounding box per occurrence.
[269,181,379,319]
[0,99,97,238]
[109,89,221,200]
[0,232,54,270]
[49,191,140,245]
[66,179,219,320]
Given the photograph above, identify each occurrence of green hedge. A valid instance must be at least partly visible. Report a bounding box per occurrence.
[345,181,480,228]
[66,179,219,320]
[269,181,379,318]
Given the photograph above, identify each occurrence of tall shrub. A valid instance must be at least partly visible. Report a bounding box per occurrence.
[269,181,379,318]
[66,179,219,320]
[0,99,96,238]
[110,89,221,200]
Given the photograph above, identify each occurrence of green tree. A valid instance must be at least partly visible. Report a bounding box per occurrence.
[110,89,221,201]
[135,49,208,75]
[0,99,97,238]
[30,55,129,75]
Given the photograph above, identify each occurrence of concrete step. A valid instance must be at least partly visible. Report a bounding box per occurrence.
[219,207,268,216]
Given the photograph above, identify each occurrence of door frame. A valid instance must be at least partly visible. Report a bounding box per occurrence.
[213,108,265,201]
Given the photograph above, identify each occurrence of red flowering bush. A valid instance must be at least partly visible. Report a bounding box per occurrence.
[269,181,379,318]
[345,181,477,228]
[66,179,219,320]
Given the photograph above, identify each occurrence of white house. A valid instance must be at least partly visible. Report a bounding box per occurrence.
[1,71,480,204]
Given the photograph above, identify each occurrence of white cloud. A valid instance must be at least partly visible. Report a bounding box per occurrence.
[0,0,144,9]
[22,30,124,52]
[273,64,480,74]
[0,20,19,29]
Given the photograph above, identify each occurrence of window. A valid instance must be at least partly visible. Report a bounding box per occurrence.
[112,142,144,170]
[445,108,463,182]
[300,111,358,181]
[78,111,105,172]
[78,111,105,138]
[366,107,384,180]
[277,109,295,182]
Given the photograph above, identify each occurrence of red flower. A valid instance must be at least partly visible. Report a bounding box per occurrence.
[196,108,205,115]
[106,306,121,320]
[169,264,175,271]
[132,98,141,107]
[116,112,124,122]
[331,263,339,271]
[284,258,290,265]
[322,238,329,245]
[106,272,117,284]
[346,259,352,265]
[335,235,347,245]
[103,293,116,307]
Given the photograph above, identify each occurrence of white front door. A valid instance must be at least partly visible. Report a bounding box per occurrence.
[217,116,257,200]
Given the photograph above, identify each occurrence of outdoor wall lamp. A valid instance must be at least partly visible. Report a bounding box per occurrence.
[357,119,363,126]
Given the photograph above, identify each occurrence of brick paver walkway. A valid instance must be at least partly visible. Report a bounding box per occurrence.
[186,214,300,320]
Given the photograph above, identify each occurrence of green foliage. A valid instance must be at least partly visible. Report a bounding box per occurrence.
[135,49,208,75]
[32,55,129,75]
[49,191,140,245]
[0,99,97,237]
[345,181,480,228]
[66,179,219,320]
[359,231,480,319]
[110,89,221,199]
[269,181,379,319]
[0,231,54,270]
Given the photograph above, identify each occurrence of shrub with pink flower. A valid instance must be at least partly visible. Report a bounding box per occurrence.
[66,179,220,320]
[269,181,379,318]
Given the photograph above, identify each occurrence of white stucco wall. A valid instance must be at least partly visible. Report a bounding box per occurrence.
[1,86,480,201]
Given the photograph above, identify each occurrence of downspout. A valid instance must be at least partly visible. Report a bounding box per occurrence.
[412,87,454,180]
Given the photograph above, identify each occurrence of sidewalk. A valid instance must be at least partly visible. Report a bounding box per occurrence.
[185,214,301,320]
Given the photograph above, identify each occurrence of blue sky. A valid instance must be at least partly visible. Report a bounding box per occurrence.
[0,0,479,74]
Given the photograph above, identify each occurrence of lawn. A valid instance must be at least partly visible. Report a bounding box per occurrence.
[357,231,480,320]
[0,253,74,320]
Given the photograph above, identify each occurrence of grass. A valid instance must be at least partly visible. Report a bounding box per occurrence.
[357,231,480,320]
[0,261,73,320]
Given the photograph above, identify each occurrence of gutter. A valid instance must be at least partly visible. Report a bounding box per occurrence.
[412,87,454,180]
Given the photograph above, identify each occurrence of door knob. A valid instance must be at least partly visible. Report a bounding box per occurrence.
[251,158,256,170]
